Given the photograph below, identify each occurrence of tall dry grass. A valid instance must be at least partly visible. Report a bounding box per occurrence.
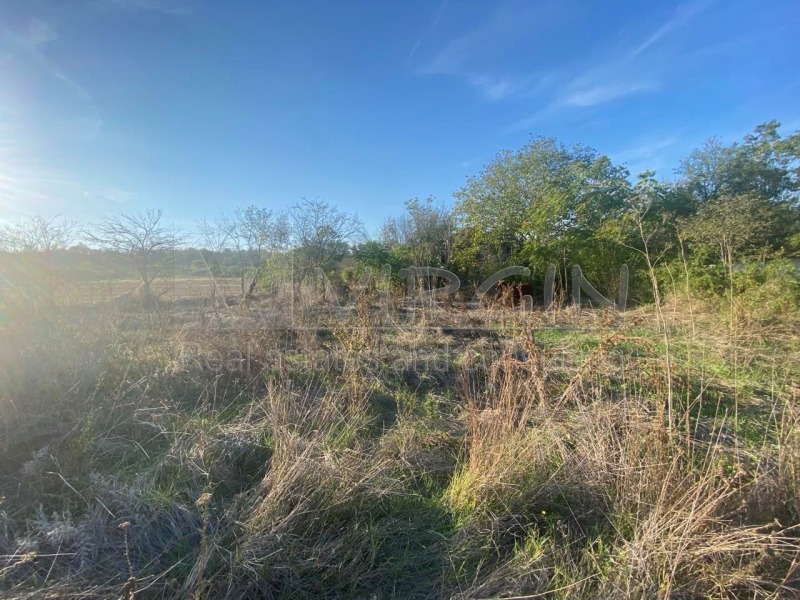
[0,282,797,598]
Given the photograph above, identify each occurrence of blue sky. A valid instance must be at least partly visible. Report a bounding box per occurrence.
[0,0,798,233]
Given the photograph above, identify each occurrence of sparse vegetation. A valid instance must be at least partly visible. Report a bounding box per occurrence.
[1,278,799,598]
[0,121,799,598]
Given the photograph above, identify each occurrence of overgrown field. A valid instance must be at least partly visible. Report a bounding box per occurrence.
[1,286,799,599]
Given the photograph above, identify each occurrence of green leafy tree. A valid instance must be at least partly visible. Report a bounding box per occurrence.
[681,194,783,268]
[677,121,800,264]
[355,240,393,271]
[453,136,631,292]
[678,121,800,204]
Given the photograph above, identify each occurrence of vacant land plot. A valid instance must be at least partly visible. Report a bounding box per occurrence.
[0,285,798,599]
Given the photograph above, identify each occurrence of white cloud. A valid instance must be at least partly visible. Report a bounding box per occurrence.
[416,0,708,108]
[0,162,79,218]
[25,20,58,49]
[407,0,448,67]
[632,0,714,58]
[612,136,679,163]
[563,81,655,107]
[0,18,104,207]
[609,136,684,177]
[507,0,714,130]
[464,74,515,101]
[0,157,137,219]
[82,186,137,205]
[505,75,654,132]
[6,21,93,104]
[415,1,564,101]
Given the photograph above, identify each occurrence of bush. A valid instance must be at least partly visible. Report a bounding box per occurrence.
[662,258,800,324]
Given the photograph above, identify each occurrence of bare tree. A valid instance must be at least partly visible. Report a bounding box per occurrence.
[0,215,77,252]
[290,198,364,292]
[195,215,237,305]
[87,209,178,307]
[380,197,453,267]
[0,215,79,305]
[231,205,279,300]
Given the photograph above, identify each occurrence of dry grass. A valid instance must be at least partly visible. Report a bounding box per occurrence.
[0,282,798,598]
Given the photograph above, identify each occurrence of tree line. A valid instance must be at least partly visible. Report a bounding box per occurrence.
[2,120,799,308]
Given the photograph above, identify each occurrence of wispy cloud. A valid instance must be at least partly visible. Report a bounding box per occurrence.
[415,1,563,101]
[0,154,136,219]
[407,0,448,67]
[505,74,657,132]
[416,0,708,108]
[0,160,79,218]
[1,17,104,174]
[507,0,713,130]
[613,136,679,162]
[6,20,94,105]
[609,135,685,177]
[461,74,517,101]
[82,186,137,205]
[632,0,715,58]
[25,19,58,48]
[563,81,655,108]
